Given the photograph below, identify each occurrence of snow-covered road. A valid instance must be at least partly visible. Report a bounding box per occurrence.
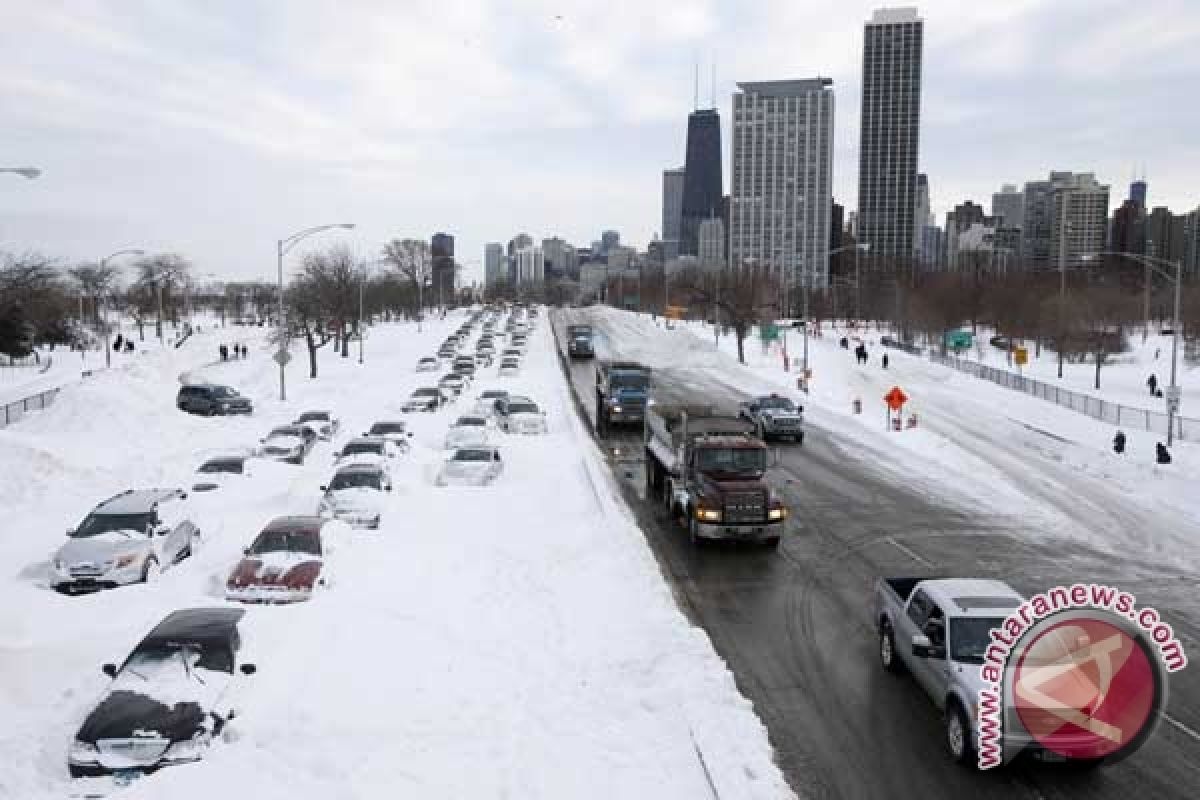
[0,310,792,799]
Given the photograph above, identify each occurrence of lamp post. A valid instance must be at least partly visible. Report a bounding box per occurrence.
[1086,251,1184,445]
[0,167,40,179]
[99,249,145,368]
[276,223,356,401]
[794,243,871,385]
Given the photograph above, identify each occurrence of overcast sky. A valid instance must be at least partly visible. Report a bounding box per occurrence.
[2,1,1198,284]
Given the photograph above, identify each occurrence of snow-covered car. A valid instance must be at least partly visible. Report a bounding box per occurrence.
[402,387,450,413]
[258,425,317,464]
[435,446,504,487]
[439,373,469,397]
[293,410,339,441]
[363,420,412,451]
[452,357,477,379]
[67,608,257,779]
[444,415,490,450]
[498,356,521,376]
[318,464,392,529]
[495,396,548,434]
[511,334,528,351]
[51,489,200,593]
[474,389,509,418]
[191,454,259,493]
[416,356,440,372]
[225,516,344,604]
[333,436,395,472]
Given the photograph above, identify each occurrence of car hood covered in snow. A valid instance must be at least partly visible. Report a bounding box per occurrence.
[438,461,494,485]
[56,534,148,565]
[227,551,322,590]
[325,488,383,512]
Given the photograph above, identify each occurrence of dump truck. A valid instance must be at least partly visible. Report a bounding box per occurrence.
[643,404,788,546]
[594,361,650,433]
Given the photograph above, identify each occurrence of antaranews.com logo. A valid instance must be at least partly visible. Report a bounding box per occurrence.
[977,583,1187,769]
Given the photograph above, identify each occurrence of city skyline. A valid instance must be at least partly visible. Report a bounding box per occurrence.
[2,2,1199,282]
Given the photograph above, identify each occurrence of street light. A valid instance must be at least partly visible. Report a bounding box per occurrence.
[1085,251,1184,445]
[99,249,145,368]
[276,223,356,401]
[1,167,41,179]
[793,243,870,391]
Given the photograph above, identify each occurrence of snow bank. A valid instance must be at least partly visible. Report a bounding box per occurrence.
[0,309,793,799]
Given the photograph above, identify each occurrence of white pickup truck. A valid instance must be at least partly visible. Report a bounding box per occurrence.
[874,577,1025,766]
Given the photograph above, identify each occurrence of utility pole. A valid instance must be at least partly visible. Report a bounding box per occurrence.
[1057,193,1070,379]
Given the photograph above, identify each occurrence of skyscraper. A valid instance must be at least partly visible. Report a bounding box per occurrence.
[858,7,924,265]
[697,218,725,272]
[1130,178,1148,210]
[431,233,455,302]
[730,78,835,288]
[991,184,1024,230]
[1024,172,1109,270]
[484,243,504,288]
[600,230,620,255]
[680,109,723,257]
[662,167,685,261]
[507,233,532,284]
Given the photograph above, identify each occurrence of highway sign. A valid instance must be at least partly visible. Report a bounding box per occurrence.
[1014,346,1028,366]
[760,324,780,342]
[944,330,973,351]
[884,386,908,411]
[273,349,292,367]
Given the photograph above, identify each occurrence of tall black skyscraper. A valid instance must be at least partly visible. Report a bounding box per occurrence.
[431,233,455,303]
[680,109,723,257]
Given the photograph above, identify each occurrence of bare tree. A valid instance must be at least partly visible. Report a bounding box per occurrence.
[0,252,72,355]
[68,262,123,328]
[381,239,431,326]
[134,253,192,338]
[298,245,359,358]
[670,264,780,364]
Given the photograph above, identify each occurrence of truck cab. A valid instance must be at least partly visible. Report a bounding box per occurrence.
[594,361,650,433]
[566,324,594,359]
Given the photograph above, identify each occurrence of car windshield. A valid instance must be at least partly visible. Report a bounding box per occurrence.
[297,412,328,422]
[251,529,320,556]
[453,449,493,462]
[507,402,537,414]
[370,423,405,435]
[694,447,767,475]
[413,389,439,397]
[124,641,233,679]
[342,441,383,456]
[73,512,155,538]
[758,397,796,411]
[269,427,302,437]
[950,618,1005,664]
[611,373,648,390]
[456,417,486,427]
[198,459,243,474]
[215,387,238,398]
[330,472,382,490]
[483,392,507,400]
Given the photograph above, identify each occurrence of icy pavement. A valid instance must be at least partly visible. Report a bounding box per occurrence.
[0,309,793,800]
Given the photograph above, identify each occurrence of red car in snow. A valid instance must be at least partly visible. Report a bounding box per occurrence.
[225,516,337,604]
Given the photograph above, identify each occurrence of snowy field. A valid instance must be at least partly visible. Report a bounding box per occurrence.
[0,308,792,799]
[588,309,1200,575]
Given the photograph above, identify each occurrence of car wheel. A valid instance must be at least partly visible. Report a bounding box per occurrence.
[945,702,974,765]
[879,623,905,674]
[141,557,160,584]
[764,535,781,549]
[687,512,701,546]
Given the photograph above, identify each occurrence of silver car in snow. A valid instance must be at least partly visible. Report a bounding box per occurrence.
[318,464,392,529]
[435,446,504,487]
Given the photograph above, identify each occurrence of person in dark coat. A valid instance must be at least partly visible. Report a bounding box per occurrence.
[882,353,890,369]
[125,340,135,352]
[1147,374,1158,396]
[1113,430,1126,454]
[113,334,124,351]
[1156,442,1172,464]
[220,344,228,361]
[241,344,248,358]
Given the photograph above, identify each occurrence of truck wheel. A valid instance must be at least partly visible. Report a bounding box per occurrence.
[688,513,701,545]
[945,703,974,765]
[879,624,905,674]
[764,535,781,549]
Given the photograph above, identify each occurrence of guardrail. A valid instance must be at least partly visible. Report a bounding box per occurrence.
[1,387,61,429]
[928,352,1196,441]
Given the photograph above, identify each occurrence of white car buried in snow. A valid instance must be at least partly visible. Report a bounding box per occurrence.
[362,420,413,451]
[333,436,397,473]
[494,396,548,434]
[474,389,509,418]
[416,356,440,372]
[497,355,521,376]
[444,415,490,450]
[435,446,504,487]
[191,454,252,493]
[402,387,451,413]
[318,464,392,529]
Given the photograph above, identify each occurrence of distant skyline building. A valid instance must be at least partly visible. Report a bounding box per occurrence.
[662,167,685,261]
[1130,178,1148,210]
[991,184,1024,231]
[514,245,544,285]
[697,217,725,272]
[730,78,835,289]
[914,173,931,254]
[600,230,620,255]
[680,109,723,257]
[1048,173,1110,270]
[507,233,533,284]
[484,242,504,288]
[1110,199,1146,257]
[1145,206,1187,266]
[541,236,575,280]
[431,232,455,302]
[944,201,991,269]
[858,7,924,266]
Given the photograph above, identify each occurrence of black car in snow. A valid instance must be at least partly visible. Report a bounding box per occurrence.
[68,608,257,779]
[176,384,253,416]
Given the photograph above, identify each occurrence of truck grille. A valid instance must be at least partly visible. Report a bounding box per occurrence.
[69,564,103,577]
[723,490,766,524]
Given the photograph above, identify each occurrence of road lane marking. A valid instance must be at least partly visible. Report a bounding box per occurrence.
[1162,712,1200,742]
[887,536,936,568]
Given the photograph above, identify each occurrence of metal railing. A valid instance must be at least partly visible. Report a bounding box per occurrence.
[1,387,61,429]
[928,352,1196,441]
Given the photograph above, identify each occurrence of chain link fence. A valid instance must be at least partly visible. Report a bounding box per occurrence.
[1,387,61,429]
[928,352,1195,442]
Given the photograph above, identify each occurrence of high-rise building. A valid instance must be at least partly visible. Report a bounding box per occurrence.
[831,202,845,252]
[697,218,725,272]
[1145,207,1187,265]
[858,7,924,265]
[944,201,991,269]
[1130,178,1148,210]
[991,184,1024,231]
[730,78,835,288]
[1182,209,1200,278]
[507,233,533,284]
[1110,200,1146,257]
[1023,172,1108,270]
[514,245,544,284]
[431,233,455,302]
[680,109,723,257]
[484,243,505,288]
[662,167,685,261]
[1047,174,1110,270]
[541,237,575,281]
[600,230,620,255]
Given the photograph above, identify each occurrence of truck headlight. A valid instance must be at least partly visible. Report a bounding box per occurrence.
[163,734,210,763]
[768,507,788,521]
[68,739,99,764]
[696,508,722,523]
[611,406,622,413]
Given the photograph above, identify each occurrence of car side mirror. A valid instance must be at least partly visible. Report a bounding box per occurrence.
[911,633,945,659]
[319,485,328,492]
[102,663,117,678]
[243,547,251,556]
[240,663,257,676]
[385,485,393,492]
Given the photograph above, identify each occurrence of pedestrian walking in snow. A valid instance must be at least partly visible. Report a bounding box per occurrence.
[1147,373,1158,396]
[1113,430,1126,454]
[1156,442,1172,465]
[113,334,124,351]
[220,344,228,361]
[240,344,248,359]
[882,353,890,370]
[124,340,134,353]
